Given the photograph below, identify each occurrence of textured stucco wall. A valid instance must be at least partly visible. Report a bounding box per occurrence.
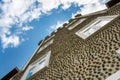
[12,3,120,80]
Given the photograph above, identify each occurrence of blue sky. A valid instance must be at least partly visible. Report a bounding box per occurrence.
[0,0,108,78]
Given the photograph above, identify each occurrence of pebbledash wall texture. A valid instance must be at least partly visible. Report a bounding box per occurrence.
[12,1,120,80]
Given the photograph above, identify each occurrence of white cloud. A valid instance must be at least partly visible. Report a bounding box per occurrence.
[80,2,107,15]
[37,0,107,11]
[59,0,105,10]
[1,34,20,49]
[2,0,11,3]
[0,0,39,49]
[71,11,80,18]
[22,26,34,31]
[37,0,60,13]
[48,21,68,33]
[0,0,108,49]
[71,0,108,16]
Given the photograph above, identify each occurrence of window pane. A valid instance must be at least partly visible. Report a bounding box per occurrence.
[84,27,95,35]
[94,20,110,28]
[21,51,51,80]
[25,72,32,79]
[38,59,46,69]
[83,20,110,36]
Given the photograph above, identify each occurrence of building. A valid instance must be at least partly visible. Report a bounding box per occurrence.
[12,1,120,80]
[106,0,120,8]
[1,67,19,80]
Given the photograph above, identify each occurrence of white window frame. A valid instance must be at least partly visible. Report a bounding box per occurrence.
[65,19,76,28]
[38,39,53,52]
[106,70,120,80]
[116,48,120,58]
[20,51,51,80]
[75,15,118,39]
[67,18,86,30]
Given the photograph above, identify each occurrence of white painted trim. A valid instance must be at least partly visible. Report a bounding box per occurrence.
[75,15,119,39]
[106,70,120,80]
[76,9,107,18]
[38,39,53,53]
[68,18,86,30]
[116,48,120,58]
[21,40,44,71]
[22,35,54,71]
[20,51,51,80]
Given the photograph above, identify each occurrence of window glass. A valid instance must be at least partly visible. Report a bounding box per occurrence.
[25,72,32,79]
[25,66,36,79]
[83,20,110,36]
[21,51,51,80]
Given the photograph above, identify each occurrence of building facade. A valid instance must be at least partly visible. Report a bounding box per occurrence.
[1,67,19,80]
[12,1,120,80]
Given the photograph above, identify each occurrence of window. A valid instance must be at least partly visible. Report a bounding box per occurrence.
[21,51,51,80]
[116,48,120,58]
[67,18,86,30]
[25,66,35,79]
[105,70,120,80]
[75,15,118,39]
[38,39,53,52]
